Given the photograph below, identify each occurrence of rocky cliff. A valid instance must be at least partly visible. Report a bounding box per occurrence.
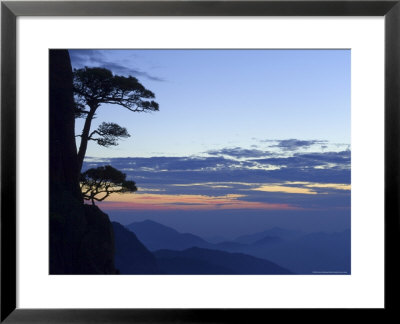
[49,49,116,274]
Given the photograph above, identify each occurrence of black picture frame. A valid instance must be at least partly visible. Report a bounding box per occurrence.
[1,0,399,322]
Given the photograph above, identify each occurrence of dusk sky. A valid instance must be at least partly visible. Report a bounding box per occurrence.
[70,49,351,238]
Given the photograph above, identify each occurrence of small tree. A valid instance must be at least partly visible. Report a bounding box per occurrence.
[73,67,159,172]
[77,122,130,147]
[80,165,137,205]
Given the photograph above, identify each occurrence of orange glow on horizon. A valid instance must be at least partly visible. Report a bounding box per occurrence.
[286,182,351,191]
[251,185,317,195]
[97,193,300,211]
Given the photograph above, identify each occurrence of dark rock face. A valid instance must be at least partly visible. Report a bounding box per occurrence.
[49,189,86,274]
[78,206,116,274]
[49,49,81,199]
[50,196,117,274]
[49,50,116,274]
[112,222,160,274]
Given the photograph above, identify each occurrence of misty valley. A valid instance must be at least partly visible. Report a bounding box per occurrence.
[112,218,350,275]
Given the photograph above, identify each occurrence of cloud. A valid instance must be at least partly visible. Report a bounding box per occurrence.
[82,150,351,212]
[206,147,270,159]
[264,139,328,151]
[81,142,351,211]
[136,187,166,193]
[251,150,351,169]
[84,156,246,173]
[172,182,237,189]
[286,181,351,191]
[83,150,351,187]
[251,184,318,195]
[248,181,350,196]
[69,49,165,81]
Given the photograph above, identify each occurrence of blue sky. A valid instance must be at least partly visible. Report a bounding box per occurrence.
[70,49,351,238]
[70,49,350,158]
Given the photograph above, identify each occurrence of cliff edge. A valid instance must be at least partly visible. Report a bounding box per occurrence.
[49,49,116,274]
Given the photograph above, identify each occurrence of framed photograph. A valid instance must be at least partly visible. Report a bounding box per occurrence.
[1,0,399,322]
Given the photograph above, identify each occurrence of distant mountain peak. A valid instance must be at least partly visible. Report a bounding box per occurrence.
[126,219,210,251]
[253,235,282,246]
[112,221,159,274]
[130,219,174,228]
[234,227,303,244]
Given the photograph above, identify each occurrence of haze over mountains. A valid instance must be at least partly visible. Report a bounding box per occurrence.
[155,247,292,274]
[126,220,210,251]
[113,219,351,275]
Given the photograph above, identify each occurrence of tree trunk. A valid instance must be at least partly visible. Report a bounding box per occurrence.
[77,108,96,172]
